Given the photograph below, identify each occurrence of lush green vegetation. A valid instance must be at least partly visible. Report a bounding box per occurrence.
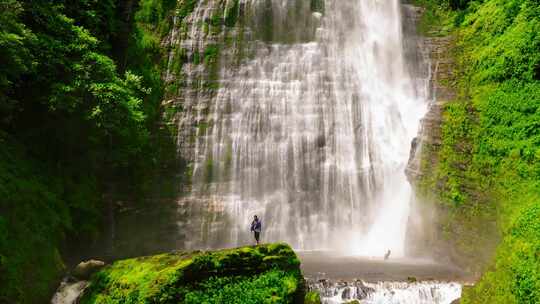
[416,0,540,302]
[80,243,305,304]
[304,291,322,304]
[0,0,181,302]
[465,203,540,303]
[0,0,250,300]
[0,135,96,303]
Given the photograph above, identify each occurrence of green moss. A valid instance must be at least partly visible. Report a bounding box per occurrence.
[463,203,540,304]
[163,104,182,121]
[210,11,222,27]
[203,21,210,36]
[203,44,221,67]
[197,121,209,135]
[310,0,325,14]
[234,24,249,65]
[223,140,233,180]
[193,51,201,65]
[304,291,322,304]
[224,0,240,27]
[204,157,214,184]
[413,0,459,36]
[178,0,199,20]
[80,243,304,304]
[203,44,222,90]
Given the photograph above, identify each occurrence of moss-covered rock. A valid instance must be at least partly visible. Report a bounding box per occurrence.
[304,291,322,304]
[79,243,305,303]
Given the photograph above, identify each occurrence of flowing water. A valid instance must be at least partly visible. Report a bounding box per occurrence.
[312,280,461,304]
[51,279,88,304]
[300,252,465,304]
[185,0,428,256]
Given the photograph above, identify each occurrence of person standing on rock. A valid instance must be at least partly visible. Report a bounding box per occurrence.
[250,215,262,245]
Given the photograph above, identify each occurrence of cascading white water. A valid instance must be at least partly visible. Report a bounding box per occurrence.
[185,0,428,256]
[50,280,88,304]
[313,280,461,304]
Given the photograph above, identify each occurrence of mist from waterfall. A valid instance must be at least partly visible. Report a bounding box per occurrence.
[184,0,429,256]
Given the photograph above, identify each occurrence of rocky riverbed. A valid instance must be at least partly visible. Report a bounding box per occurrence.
[300,251,469,304]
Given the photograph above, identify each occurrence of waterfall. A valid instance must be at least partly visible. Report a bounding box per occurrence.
[181,0,429,256]
[311,280,461,304]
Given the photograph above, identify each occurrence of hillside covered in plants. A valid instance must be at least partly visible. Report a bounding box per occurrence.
[413,0,540,302]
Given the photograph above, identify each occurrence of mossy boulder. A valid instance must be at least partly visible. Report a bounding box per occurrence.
[79,243,305,303]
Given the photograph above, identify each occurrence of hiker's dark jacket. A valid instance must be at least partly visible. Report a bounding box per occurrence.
[251,219,262,232]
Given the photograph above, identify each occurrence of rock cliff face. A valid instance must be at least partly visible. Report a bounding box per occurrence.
[159,0,252,184]
[406,34,456,182]
[405,29,457,260]
[403,27,499,271]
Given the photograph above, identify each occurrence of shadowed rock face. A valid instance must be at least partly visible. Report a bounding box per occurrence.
[403,16,461,262]
[406,34,456,184]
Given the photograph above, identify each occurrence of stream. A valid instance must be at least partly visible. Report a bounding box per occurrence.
[300,252,465,304]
